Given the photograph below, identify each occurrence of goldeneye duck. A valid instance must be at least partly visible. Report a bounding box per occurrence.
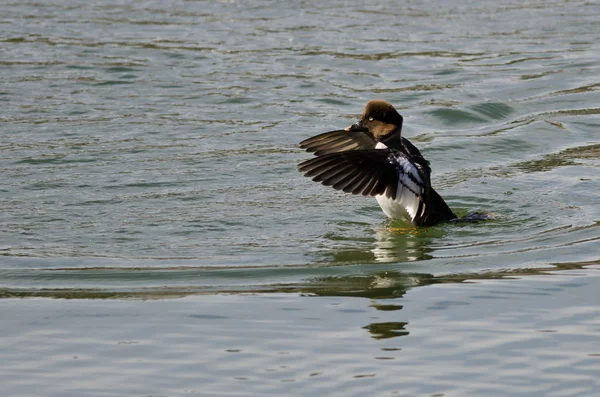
[297,99,457,226]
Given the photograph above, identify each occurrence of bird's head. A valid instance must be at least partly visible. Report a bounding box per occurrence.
[345,99,403,141]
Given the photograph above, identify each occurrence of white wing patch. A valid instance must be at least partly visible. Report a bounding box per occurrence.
[375,153,425,222]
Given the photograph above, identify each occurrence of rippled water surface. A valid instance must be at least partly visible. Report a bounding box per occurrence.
[1,0,599,396]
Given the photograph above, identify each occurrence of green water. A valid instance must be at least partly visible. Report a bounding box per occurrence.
[1,0,599,396]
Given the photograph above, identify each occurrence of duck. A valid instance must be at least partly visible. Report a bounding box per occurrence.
[297,99,457,226]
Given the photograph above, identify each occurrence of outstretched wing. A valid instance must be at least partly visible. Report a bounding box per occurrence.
[297,149,429,221]
[299,129,376,156]
[298,150,397,197]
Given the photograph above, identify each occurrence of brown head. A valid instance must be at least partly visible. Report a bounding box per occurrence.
[345,100,403,141]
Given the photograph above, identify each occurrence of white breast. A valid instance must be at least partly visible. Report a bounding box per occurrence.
[375,193,412,221]
[373,141,424,223]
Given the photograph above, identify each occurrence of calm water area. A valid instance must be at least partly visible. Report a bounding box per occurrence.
[1,1,600,396]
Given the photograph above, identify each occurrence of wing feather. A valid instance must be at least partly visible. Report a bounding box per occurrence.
[299,129,376,156]
[298,149,432,222]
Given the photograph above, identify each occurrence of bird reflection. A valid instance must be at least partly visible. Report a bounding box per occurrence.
[304,270,434,300]
[303,270,423,339]
[371,224,436,263]
[322,220,446,265]
[301,222,451,339]
[363,322,409,339]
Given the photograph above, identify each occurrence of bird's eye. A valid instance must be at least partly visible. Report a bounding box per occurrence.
[368,117,373,121]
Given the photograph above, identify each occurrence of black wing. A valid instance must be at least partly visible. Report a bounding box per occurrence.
[299,129,376,156]
[299,128,424,160]
[298,150,397,197]
[298,132,456,226]
[297,149,427,200]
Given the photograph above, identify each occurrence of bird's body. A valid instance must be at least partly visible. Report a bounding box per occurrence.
[297,100,456,226]
[373,141,420,221]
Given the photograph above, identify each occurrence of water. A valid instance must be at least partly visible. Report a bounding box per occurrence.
[4,266,600,397]
[1,0,599,395]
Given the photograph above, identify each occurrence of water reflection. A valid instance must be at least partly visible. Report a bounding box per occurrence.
[371,225,444,263]
[512,143,600,173]
[306,271,432,299]
[0,260,595,300]
[304,270,418,339]
[323,222,446,265]
[301,261,595,300]
[370,303,403,311]
[363,322,409,339]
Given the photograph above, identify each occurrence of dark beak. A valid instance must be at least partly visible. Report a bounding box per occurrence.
[344,120,367,132]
